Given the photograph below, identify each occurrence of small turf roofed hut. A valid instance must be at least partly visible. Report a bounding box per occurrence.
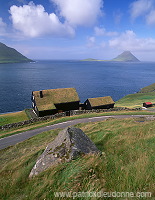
[84,96,115,110]
[32,88,80,117]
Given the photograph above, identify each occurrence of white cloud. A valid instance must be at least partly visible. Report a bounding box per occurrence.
[9,0,104,38]
[130,0,153,20]
[94,27,118,37]
[109,30,155,52]
[130,0,155,26]
[87,36,96,47]
[0,18,7,35]
[100,41,106,48]
[146,9,155,25]
[113,10,123,25]
[51,0,103,26]
[94,27,105,36]
[9,2,75,38]
[106,31,118,37]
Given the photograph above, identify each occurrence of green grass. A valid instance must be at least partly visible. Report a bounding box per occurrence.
[115,92,155,108]
[116,82,155,108]
[0,118,154,199]
[0,111,28,126]
[139,83,155,93]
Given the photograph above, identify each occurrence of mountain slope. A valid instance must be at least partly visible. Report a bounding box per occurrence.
[138,83,155,93]
[0,42,33,63]
[112,51,140,62]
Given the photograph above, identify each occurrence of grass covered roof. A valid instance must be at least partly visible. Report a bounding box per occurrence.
[87,96,115,107]
[33,88,80,111]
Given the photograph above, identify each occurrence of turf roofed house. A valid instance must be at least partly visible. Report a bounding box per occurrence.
[32,88,80,117]
[84,96,115,110]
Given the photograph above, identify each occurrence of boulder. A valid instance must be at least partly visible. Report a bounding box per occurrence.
[29,127,100,177]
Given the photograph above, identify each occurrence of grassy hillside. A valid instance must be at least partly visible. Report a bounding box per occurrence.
[138,83,155,93]
[116,82,155,108]
[115,92,155,108]
[0,42,33,63]
[0,110,28,126]
[0,118,154,199]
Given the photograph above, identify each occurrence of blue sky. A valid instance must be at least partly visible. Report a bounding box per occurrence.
[1,0,155,61]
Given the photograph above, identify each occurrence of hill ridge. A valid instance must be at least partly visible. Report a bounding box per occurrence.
[112,51,140,62]
[0,42,33,64]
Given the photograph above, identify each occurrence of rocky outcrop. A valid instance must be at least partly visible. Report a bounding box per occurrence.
[29,127,100,177]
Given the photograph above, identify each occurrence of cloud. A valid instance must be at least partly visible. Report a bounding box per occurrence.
[9,2,75,38]
[109,30,155,52]
[87,36,96,47]
[113,10,123,25]
[51,0,103,26]
[94,27,118,37]
[9,0,103,38]
[130,0,155,26]
[146,9,155,25]
[0,18,7,35]
[130,0,153,20]
[94,27,105,36]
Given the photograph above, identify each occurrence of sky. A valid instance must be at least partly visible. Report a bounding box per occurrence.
[1,0,155,61]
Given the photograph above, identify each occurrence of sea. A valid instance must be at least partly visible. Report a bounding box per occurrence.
[0,60,155,114]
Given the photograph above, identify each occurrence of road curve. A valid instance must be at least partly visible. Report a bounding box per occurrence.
[0,115,154,150]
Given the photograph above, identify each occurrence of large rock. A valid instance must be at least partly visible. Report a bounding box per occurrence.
[29,127,100,177]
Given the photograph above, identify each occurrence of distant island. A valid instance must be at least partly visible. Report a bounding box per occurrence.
[81,58,99,61]
[0,42,33,64]
[112,51,140,62]
[82,51,140,62]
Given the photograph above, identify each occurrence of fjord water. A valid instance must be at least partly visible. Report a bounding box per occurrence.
[0,60,155,114]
